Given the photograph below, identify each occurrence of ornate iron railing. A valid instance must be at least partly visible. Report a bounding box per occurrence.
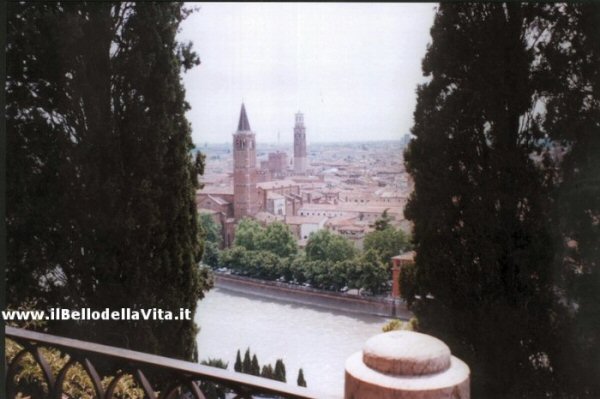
[5,326,334,399]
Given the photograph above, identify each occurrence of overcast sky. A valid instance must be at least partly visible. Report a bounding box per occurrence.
[179,3,436,144]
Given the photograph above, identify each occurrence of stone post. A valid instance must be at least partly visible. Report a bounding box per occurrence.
[345,331,470,399]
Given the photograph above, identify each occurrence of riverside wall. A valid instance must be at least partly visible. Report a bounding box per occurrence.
[213,273,413,319]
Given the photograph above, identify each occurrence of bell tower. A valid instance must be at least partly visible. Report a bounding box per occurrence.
[293,112,307,174]
[233,103,258,220]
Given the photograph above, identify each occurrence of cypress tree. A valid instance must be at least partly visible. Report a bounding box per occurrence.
[260,365,274,380]
[251,354,260,376]
[404,4,556,397]
[6,2,211,360]
[297,368,307,387]
[274,359,286,382]
[234,350,242,373]
[537,4,600,396]
[242,348,251,374]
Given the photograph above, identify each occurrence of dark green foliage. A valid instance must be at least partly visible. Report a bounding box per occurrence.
[249,251,283,280]
[235,348,288,384]
[234,350,242,373]
[356,250,388,295]
[6,2,211,360]
[221,222,393,294]
[251,354,260,376]
[219,247,283,279]
[537,4,600,397]
[242,348,251,374]
[399,262,417,307]
[199,213,222,244]
[297,368,307,387]
[260,364,274,380]
[202,241,221,268]
[261,222,298,258]
[404,3,556,397]
[201,358,228,369]
[234,219,297,258]
[289,255,308,284]
[363,226,411,270]
[305,230,356,263]
[200,358,228,399]
[373,209,393,231]
[234,218,264,251]
[219,243,391,294]
[219,246,249,271]
[274,359,286,383]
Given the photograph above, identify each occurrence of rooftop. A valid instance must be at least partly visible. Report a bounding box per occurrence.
[258,180,300,190]
[285,216,328,225]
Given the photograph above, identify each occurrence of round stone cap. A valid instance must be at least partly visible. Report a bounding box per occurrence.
[362,331,451,376]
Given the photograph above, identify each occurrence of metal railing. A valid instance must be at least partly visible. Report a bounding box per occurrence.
[5,326,334,399]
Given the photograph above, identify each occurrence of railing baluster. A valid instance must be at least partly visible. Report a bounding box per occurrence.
[134,368,157,399]
[6,348,29,399]
[186,380,206,399]
[54,358,77,399]
[158,383,180,399]
[82,357,106,398]
[105,371,126,399]
[32,346,56,392]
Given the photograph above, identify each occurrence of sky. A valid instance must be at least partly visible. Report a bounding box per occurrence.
[179,3,437,144]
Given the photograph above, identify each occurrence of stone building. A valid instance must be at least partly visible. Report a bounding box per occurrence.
[266,151,289,179]
[284,215,327,242]
[257,180,303,217]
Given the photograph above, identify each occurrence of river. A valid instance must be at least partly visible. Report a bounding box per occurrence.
[195,287,389,397]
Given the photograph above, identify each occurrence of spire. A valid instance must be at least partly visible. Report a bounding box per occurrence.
[237,103,251,131]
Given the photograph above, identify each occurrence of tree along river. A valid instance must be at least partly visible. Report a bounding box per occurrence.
[195,287,389,397]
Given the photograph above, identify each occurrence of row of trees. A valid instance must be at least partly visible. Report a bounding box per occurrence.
[7,3,211,361]
[404,3,599,398]
[233,348,307,387]
[200,216,411,295]
[234,348,288,383]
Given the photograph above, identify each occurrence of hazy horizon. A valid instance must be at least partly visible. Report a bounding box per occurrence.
[194,137,408,147]
[179,3,436,144]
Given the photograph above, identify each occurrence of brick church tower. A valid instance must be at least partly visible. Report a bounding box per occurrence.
[293,112,307,174]
[233,103,258,220]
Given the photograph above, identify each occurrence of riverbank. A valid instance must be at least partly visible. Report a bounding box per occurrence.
[213,273,413,319]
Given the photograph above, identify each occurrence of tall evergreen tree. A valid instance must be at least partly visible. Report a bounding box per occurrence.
[251,354,260,376]
[404,4,556,397]
[234,350,242,373]
[274,359,286,383]
[242,348,251,374]
[260,364,274,380]
[297,368,307,388]
[537,4,600,396]
[6,2,211,361]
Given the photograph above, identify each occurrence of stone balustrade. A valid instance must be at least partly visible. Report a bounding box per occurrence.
[345,330,470,399]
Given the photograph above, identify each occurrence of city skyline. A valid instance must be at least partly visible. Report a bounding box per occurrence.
[179,3,436,144]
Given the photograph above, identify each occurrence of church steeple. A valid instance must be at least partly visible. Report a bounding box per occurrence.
[233,103,257,220]
[237,103,251,131]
